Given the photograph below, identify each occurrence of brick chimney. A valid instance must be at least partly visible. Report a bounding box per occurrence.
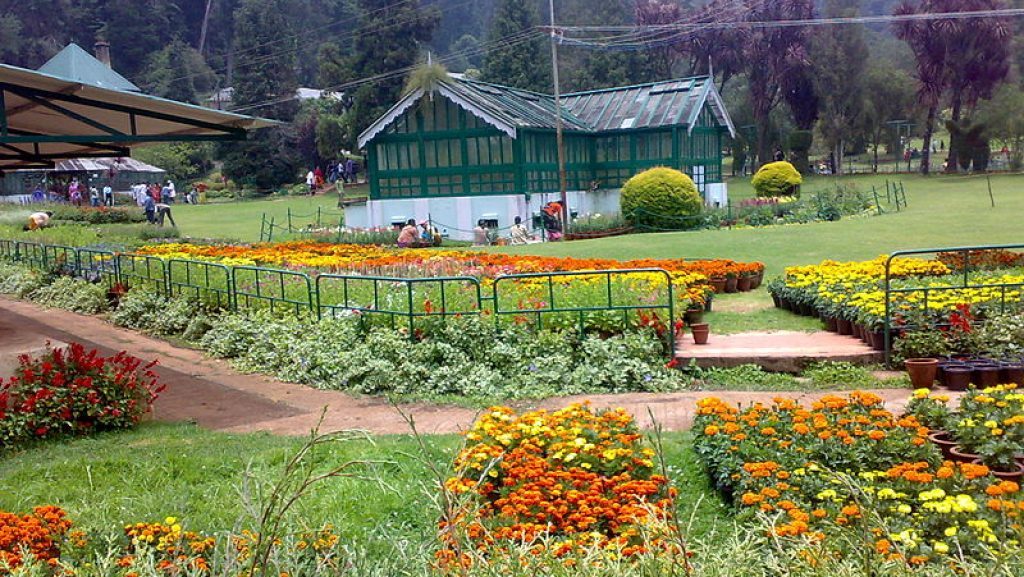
[94,40,111,68]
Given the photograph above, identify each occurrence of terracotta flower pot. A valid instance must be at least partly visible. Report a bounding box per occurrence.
[949,445,980,464]
[725,276,738,293]
[825,317,839,333]
[1000,363,1024,386]
[869,330,886,351]
[904,357,938,389]
[684,308,704,325]
[927,431,957,459]
[972,458,1024,482]
[690,323,710,345]
[943,365,972,391]
[971,364,1001,388]
[836,318,853,336]
[710,277,726,293]
[737,275,753,292]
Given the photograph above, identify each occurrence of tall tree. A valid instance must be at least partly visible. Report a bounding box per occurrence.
[140,40,217,104]
[346,0,439,145]
[894,0,1012,174]
[480,0,550,92]
[634,0,686,81]
[862,63,916,172]
[221,0,303,191]
[811,0,868,175]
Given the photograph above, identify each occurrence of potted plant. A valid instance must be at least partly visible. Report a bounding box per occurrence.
[894,330,950,389]
[904,389,957,457]
[724,272,738,293]
[690,323,710,345]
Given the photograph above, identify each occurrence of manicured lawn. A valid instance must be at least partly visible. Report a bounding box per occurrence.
[173,193,347,242]
[0,423,731,561]
[499,173,1024,274]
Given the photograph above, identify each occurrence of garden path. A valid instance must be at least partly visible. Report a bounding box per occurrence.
[677,331,882,372]
[0,297,924,437]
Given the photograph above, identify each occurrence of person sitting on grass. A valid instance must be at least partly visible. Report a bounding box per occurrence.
[397,218,418,248]
[23,211,53,231]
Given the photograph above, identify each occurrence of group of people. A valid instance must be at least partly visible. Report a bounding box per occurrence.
[396,219,441,248]
[305,159,362,196]
[394,205,563,249]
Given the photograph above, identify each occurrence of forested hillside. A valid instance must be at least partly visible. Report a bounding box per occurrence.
[1,0,1020,190]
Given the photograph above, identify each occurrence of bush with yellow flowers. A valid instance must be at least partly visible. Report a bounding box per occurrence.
[693,392,1023,565]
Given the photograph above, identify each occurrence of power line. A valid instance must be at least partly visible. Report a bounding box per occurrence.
[141,0,475,90]
[227,28,543,114]
[556,8,1024,36]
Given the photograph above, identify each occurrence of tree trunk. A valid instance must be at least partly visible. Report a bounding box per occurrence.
[946,93,963,173]
[872,136,879,173]
[199,0,215,55]
[756,121,772,169]
[921,104,936,175]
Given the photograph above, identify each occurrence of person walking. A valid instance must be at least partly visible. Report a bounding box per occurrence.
[103,184,114,206]
[68,179,82,206]
[306,170,316,195]
[345,158,356,184]
[142,194,156,223]
[89,186,100,207]
[167,180,176,203]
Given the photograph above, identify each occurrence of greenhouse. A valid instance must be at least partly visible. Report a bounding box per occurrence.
[351,75,735,238]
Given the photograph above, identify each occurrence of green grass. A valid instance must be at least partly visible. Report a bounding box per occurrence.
[498,173,1024,275]
[173,194,346,242]
[705,290,824,334]
[0,423,732,554]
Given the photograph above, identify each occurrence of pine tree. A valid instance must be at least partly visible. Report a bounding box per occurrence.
[480,0,550,92]
[221,0,303,191]
[345,0,440,145]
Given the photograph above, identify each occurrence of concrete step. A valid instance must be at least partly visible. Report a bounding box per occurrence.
[676,330,883,372]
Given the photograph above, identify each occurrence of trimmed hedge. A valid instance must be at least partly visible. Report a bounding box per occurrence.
[752,161,802,198]
[620,167,702,229]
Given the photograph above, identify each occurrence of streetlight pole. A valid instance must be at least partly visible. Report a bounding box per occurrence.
[549,0,569,230]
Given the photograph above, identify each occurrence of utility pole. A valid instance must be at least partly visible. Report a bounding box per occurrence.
[549,0,569,230]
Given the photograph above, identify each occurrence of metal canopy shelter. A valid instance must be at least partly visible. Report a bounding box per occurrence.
[0,60,274,171]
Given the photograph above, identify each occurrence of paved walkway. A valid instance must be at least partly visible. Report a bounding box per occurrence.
[0,297,921,436]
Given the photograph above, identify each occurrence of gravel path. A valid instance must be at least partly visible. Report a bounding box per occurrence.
[0,297,923,437]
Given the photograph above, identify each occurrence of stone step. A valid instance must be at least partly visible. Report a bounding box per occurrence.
[676,330,883,372]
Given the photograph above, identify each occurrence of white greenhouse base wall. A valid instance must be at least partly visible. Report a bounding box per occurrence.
[344,185,727,242]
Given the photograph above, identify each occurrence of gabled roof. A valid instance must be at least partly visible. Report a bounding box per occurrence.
[37,43,140,92]
[359,75,735,149]
[562,76,735,136]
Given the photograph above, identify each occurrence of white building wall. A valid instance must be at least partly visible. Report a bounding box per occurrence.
[343,183,728,242]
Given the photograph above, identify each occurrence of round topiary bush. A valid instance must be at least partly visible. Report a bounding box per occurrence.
[752,161,802,198]
[620,167,702,230]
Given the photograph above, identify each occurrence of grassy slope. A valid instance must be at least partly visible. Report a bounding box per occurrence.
[498,173,1024,274]
[173,194,346,242]
[0,424,731,554]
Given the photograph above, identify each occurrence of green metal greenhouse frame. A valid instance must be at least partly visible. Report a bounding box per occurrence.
[358,75,736,201]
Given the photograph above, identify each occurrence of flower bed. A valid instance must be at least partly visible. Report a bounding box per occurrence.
[767,256,1024,349]
[0,508,342,575]
[693,392,1022,564]
[907,385,1024,473]
[439,404,679,566]
[0,343,165,447]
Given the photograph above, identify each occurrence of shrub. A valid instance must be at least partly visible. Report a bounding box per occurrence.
[0,263,48,297]
[752,161,802,198]
[111,289,208,336]
[620,167,702,229]
[29,276,108,314]
[0,343,165,446]
[48,205,147,225]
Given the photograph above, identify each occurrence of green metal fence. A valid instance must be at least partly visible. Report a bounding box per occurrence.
[231,266,315,316]
[117,254,169,294]
[316,274,483,333]
[0,239,684,357]
[883,243,1024,366]
[490,268,677,356]
[168,259,233,309]
[76,248,118,288]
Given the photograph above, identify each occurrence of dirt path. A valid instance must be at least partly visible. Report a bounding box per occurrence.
[0,297,923,437]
